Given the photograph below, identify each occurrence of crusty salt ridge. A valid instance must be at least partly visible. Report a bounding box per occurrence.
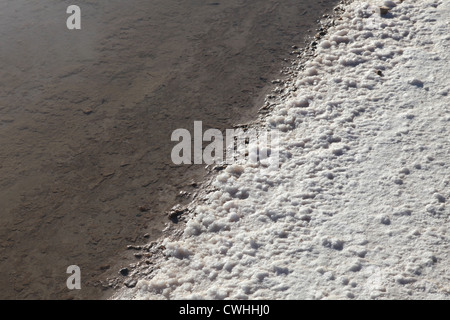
[114,0,450,299]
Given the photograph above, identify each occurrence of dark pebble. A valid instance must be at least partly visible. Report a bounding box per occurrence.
[119,268,129,276]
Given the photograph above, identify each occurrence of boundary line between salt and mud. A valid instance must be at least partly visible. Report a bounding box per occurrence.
[108,0,355,297]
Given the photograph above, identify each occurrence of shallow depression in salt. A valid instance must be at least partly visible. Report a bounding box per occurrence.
[115,0,450,300]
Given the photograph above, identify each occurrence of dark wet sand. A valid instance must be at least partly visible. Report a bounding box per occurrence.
[0,0,339,299]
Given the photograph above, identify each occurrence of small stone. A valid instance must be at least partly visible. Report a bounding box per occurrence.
[190,181,198,188]
[399,168,410,175]
[82,108,93,115]
[379,7,390,15]
[332,240,344,251]
[383,0,397,7]
[124,279,137,288]
[380,216,391,225]
[168,204,188,221]
[396,276,416,285]
[213,165,226,171]
[119,268,129,276]
[408,78,424,87]
[357,250,367,258]
[434,193,445,203]
[300,215,311,222]
[332,148,344,156]
[349,263,362,272]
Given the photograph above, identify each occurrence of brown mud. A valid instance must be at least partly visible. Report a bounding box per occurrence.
[0,0,339,299]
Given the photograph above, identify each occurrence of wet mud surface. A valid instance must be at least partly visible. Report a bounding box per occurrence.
[0,0,339,299]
